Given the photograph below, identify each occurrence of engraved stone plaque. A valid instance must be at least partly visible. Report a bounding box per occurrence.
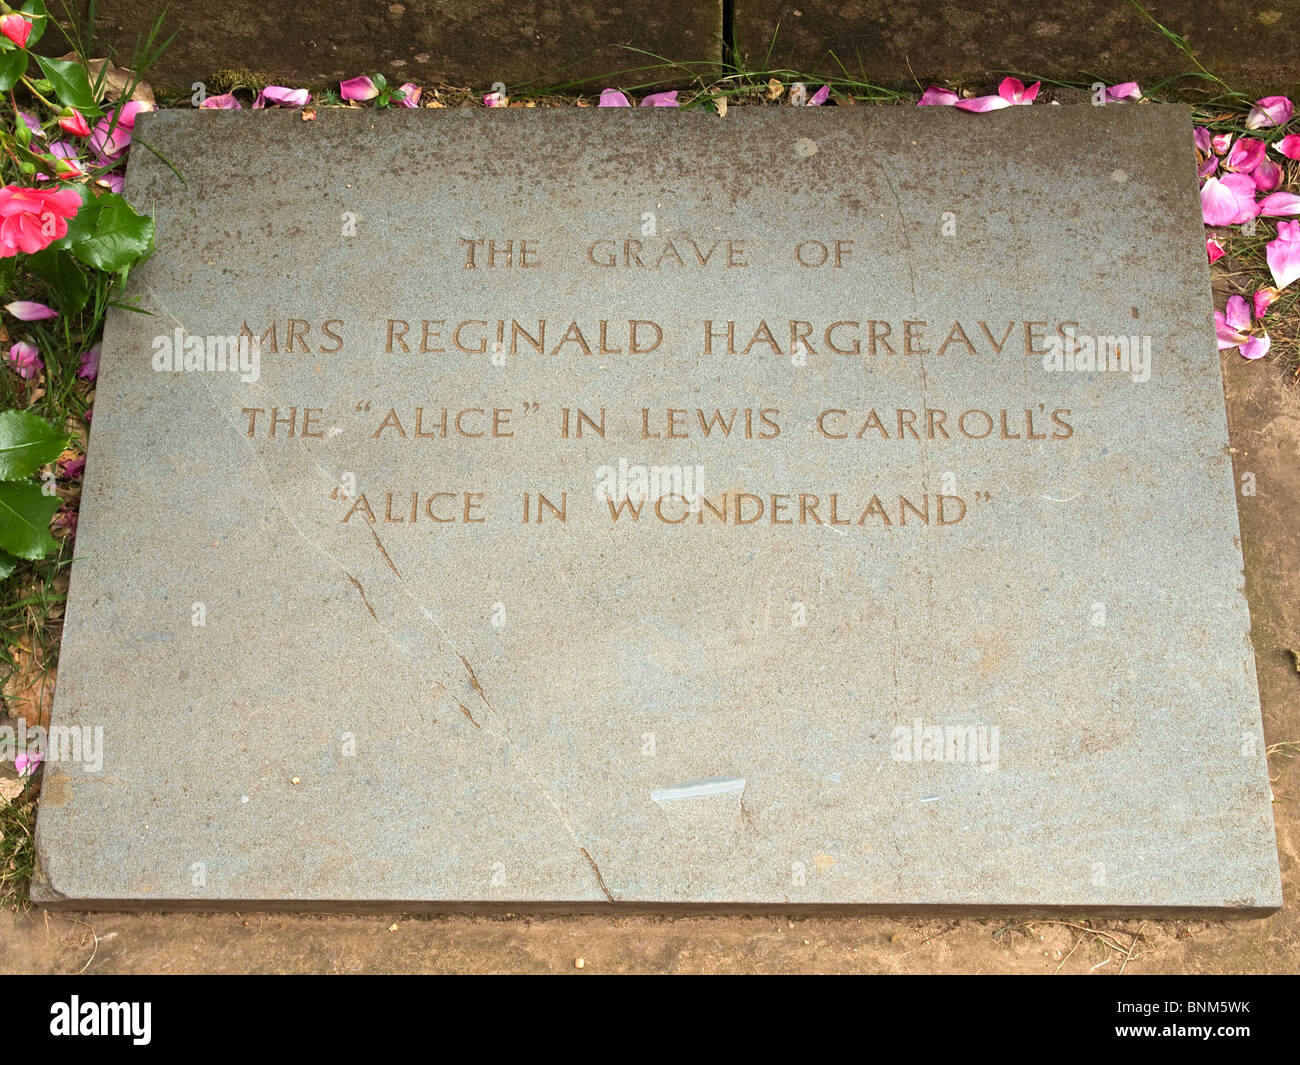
[32,106,1280,911]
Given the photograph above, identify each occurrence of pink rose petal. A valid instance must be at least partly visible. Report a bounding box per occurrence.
[117,101,152,129]
[1226,137,1265,173]
[78,342,101,380]
[18,110,42,139]
[1239,332,1271,360]
[998,77,1040,105]
[1252,158,1283,192]
[1214,311,1248,349]
[89,116,131,159]
[5,301,58,321]
[598,88,631,107]
[918,86,958,106]
[1274,134,1300,161]
[1246,95,1293,130]
[255,86,311,109]
[1252,287,1280,318]
[1225,294,1251,331]
[1256,191,1300,217]
[953,94,1012,112]
[6,340,42,380]
[1200,173,1258,226]
[1266,223,1300,289]
[14,751,41,776]
[199,92,242,110]
[340,76,379,102]
[639,91,679,107]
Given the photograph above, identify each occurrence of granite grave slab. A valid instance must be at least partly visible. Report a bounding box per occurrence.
[31,105,1280,911]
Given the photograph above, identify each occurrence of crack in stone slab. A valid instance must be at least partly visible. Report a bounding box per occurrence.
[367,522,402,578]
[146,285,616,903]
[346,573,378,624]
[867,156,917,303]
[580,847,616,902]
[457,653,497,716]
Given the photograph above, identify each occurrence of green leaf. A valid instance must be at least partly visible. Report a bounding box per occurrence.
[20,1,48,47]
[33,56,100,116]
[0,411,69,481]
[48,183,98,248]
[0,550,18,581]
[0,47,27,93]
[0,481,61,560]
[26,247,90,314]
[67,193,155,273]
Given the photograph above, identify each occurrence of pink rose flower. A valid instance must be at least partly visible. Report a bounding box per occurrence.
[0,185,82,257]
[59,109,92,138]
[0,14,32,48]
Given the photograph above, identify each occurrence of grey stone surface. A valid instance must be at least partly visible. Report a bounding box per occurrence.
[64,2,1297,96]
[735,1,1300,95]
[33,105,1279,911]
[68,1,722,91]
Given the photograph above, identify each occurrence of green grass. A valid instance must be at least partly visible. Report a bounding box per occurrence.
[0,796,36,909]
